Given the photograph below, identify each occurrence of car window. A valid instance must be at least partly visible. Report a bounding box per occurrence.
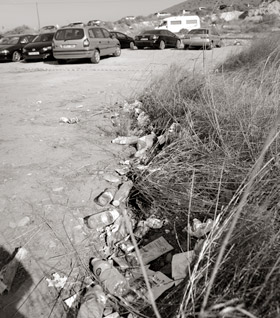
[33,33,54,42]
[92,28,104,38]
[20,36,29,44]
[101,28,111,38]
[189,29,209,34]
[0,36,19,45]
[116,33,126,39]
[55,28,84,40]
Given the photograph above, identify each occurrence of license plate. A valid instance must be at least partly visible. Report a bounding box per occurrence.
[28,52,39,55]
[141,38,148,40]
[61,44,76,48]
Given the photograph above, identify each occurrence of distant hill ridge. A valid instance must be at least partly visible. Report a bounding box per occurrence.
[162,0,263,14]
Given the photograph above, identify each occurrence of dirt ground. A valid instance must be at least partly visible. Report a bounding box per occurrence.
[0,46,239,318]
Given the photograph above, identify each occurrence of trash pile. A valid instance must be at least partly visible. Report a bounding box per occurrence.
[1,100,216,318]
[52,100,217,317]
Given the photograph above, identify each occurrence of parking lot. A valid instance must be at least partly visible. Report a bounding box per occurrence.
[0,47,239,317]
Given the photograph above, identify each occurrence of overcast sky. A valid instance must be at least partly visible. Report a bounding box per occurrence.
[0,0,183,30]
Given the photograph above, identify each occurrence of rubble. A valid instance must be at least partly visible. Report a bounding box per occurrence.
[59,116,79,124]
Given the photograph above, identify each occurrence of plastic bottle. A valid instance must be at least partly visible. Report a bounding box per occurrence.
[94,187,118,207]
[91,258,130,297]
[77,285,106,318]
[86,209,120,232]
[111,136,139,145]
[112,181,134,207]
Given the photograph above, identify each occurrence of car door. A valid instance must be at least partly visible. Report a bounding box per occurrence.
[116,32,128,48]
[101,28,115,54]
[89,28,107,55]
[166,30,178,47]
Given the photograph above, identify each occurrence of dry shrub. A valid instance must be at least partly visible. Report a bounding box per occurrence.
[131,37,280,317]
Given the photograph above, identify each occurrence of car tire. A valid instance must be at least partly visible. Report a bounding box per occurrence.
[12,51,21,62]
[175,40,181,49]
[184,45,189,50]
[129,41,135,50]
[57,59,67,64]
[113,46,121,57]
[91,49,100,64]
[159,40,165,50]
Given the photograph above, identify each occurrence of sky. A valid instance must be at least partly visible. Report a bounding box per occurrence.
[0,0,184,31]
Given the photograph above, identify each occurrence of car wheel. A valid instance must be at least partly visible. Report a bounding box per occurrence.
[57,59,66,64]
[216,40,223,48]
[175,40,181,49]
[184,45,189,50]
[159,40,165,50]
[91,49,100,64]
[12,51,21,62]
[113,46,121,57]
[129,41,135,50]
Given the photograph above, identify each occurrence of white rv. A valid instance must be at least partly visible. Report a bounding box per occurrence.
[157,15,201,33]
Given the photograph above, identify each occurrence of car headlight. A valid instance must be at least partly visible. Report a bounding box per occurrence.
[42,46,52,51]
[0,49,9,54]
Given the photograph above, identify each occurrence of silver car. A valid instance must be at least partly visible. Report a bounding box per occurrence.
[52,23,121,64]
[182,28,223,50]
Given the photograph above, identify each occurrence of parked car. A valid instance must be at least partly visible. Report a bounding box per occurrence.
[182,28,223,50]
[52,23,121,64]
[0,34,36,62]
[39,25,58,32]
[23,32,55,61]
[134,29,181,50]
[110,31,135,49]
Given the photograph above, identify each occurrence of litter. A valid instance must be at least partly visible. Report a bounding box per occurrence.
[94,187,118,207]
[77,285,107,318]
[103,174,121,183]
[85,208,120,232]
[186,218,214,238]
[171,251,195,285]
[59,117,79,124]
[46,272,68,289]
[111,136,139,145]
[130,236,173,265]
[112,181,134,207]
[146,215,164,229]
[91,258,130,297]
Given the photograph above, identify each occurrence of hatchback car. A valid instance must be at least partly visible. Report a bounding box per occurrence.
[23,32,55,61]
[0,34,36,62]
[134,29,181,50]
[52,23,121,64]
[110,31,135,49]
[182,28,223,50]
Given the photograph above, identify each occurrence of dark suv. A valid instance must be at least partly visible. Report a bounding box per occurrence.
[52,23,121,64]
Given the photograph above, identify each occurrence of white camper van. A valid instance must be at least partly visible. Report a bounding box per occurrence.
[157,15,201,33]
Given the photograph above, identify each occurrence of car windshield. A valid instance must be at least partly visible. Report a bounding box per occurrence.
[189,29,209,34]
[0,36,19,45]
[33,33,54,42]
[55,28,84,40]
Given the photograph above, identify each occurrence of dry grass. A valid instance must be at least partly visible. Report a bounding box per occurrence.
[129,34,280,317]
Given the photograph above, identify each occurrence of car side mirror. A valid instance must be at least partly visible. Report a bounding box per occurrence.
[110,34,116,39]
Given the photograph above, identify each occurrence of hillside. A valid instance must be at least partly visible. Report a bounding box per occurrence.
[162,0,263,14]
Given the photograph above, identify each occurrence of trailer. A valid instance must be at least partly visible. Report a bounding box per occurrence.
[157,15,201,33]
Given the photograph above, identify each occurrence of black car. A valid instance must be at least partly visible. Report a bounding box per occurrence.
[23,32,55,61]
[0,34,36,62]
[110,31,135,49]
[135,29,181,50]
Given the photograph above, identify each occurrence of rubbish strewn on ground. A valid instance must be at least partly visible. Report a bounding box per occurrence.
[46,272,68,289]
[59,117,79,124]
[0,247,28,295]
[171,251,195,285]
[186,218,214,238]
[77,284,107,318]
[85,208,120,232]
